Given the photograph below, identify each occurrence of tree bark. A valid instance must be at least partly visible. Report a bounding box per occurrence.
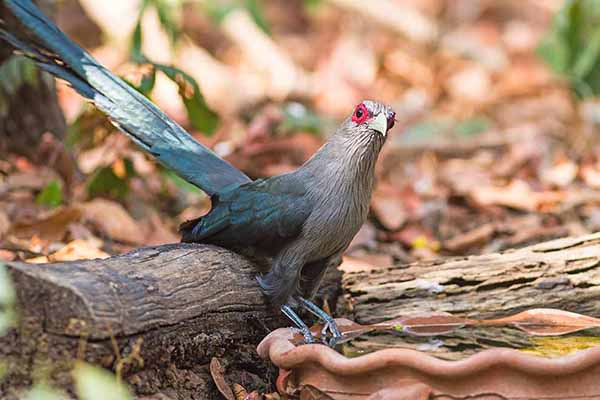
[342,232,600,359]
[1,244,283,399]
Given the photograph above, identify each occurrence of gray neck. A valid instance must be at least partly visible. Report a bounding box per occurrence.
[298,131,383,202]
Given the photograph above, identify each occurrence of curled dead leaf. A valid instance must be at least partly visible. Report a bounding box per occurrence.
[210,357,234,400]
[481,309,600,336]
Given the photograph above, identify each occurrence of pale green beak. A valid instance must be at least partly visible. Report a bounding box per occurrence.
[367,112,388,136]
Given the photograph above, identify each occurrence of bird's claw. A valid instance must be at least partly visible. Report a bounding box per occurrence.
[320,319,342,347]
[292,327,316,344]
[282,299,342,347]
[298,297,341,348]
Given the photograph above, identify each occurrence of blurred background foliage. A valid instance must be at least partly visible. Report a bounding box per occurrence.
[538,0,600,97]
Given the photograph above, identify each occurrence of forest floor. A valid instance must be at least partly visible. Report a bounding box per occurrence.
[1,0,598,272]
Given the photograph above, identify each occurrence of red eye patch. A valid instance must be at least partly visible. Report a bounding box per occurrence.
[352,103,369,124]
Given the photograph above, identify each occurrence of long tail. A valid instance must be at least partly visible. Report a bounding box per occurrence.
[0,0,251,196]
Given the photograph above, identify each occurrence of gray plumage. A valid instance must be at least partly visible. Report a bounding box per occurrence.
[182,100,395,307]
[1,0,396,343]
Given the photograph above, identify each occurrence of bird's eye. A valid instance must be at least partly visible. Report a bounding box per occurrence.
[352,103,369,124]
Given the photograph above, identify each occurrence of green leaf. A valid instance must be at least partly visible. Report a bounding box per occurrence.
[74,363,132,400]
[130,20,145,64]
[123,70,157,97]
[203,0,270,33]
[22,57,39,87]
[23,384,66,400]
[403,118,452,143]
[154,63,219,134]
[202,0,237,24]
[163,169,202,194]
[281,102,324,134]
[0,56,39,118]
[538,0,600,97]
[455,116,491,136]
[573,28,600,79]
[86,164,132,199]
[36,180,63,208]
[138,70,157,96]
[304,0,322,9]
[152,0,181,46]
[0,56,38,95]
[244,0,270,34]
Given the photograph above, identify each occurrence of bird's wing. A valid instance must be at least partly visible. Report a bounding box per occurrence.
[0,0,251,196]
[181,176,312,247]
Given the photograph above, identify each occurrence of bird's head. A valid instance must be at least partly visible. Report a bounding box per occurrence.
[336,100,396,150]
[302,100,396,175]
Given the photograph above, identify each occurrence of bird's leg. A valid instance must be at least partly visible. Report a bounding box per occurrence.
[281,304,315,344]
[298,297,341,347]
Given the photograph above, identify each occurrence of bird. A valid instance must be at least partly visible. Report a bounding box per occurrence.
[1,0,395,346]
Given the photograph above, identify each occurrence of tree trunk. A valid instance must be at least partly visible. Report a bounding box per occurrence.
[0,0,67,159]
[342,232,600,359]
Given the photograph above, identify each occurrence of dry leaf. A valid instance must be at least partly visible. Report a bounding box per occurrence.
[0,250,15,261]
[482,309,600,336]
[371,186,407,231]
[445,64,492,103]
[10,206,82,243]
[314,35,376,115]
[581,164,600,189]
[79,199,144,245]
[444,224,496,253]
[210,358,234,400]
[26,255,49,264]
[231,383,248,400]
[339,256,382,273]
[2,168,60,194]
[143,213,178,246]
[0,211,10,240]
[299,385,334,400]
[541,161,578,187]
[470,180,565,212]
[48,239,110,262]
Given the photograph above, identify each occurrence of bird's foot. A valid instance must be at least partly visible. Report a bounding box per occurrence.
[281,304,315,344]
[298,297,341,348]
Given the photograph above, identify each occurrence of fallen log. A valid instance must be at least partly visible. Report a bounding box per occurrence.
[342,232,600,359]
[1,243,283,399]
